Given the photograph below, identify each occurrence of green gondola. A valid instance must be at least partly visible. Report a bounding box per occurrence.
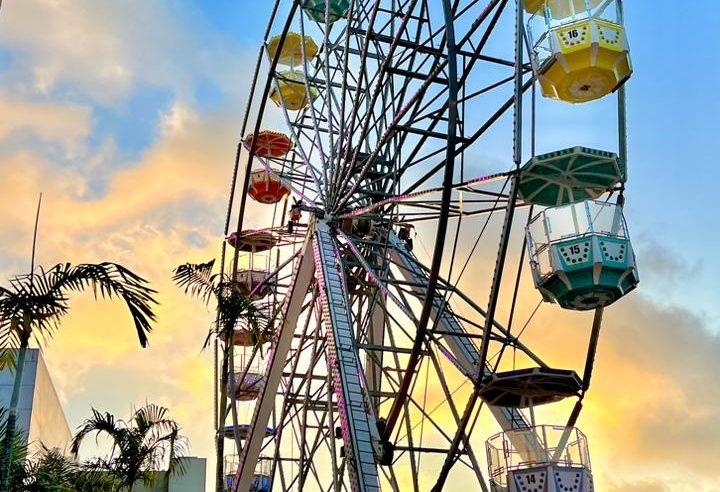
[526,200,639,310]
[302,0,350,23]
[518,146,624,206]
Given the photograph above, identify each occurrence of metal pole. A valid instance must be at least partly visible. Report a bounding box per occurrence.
[432,0,525,488]
[0,194,42,492]
[618,85,628,179]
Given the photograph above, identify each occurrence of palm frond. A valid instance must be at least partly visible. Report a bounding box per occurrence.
[172,259,219,304]
[74,457,120,491]
[40,263,158,347]
[0,408,30,488]
[217,284,259,326]
[27,445,77,490]
[0,316,21,370]
[161,429,189,480]
[1,262,158,349]
[133,404,178,438]
[70,408,124,457]
[4,272,67,322]
[0,285,14,300]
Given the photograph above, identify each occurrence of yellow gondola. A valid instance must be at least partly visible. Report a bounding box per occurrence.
[525,0,601,17]
[527,0,631,103]
[267,32,318,67]
[269,71,319,111]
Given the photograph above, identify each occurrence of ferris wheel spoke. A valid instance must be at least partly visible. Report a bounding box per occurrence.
[275,308,330,490]
[385,238,549,455]
[375,308,422,491]
[296,411,333,489]
[293,328,327,490]
[339,170,512,217]
[387,11,519,195]
[331,7,358,207]
[269,72,328,205]
[293,19,334,200]
[337,231,417,322]
[426,345,490,490]
[366,2,497,182]
[274,361,342,491]
[332,1,430,210]
[328,2,383,203]
[390,241,546,369]
[372,278,491,468]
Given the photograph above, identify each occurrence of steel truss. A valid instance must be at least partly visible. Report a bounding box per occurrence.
[218,0,606,491]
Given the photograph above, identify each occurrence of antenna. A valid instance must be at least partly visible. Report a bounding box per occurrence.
[30,193,42,277]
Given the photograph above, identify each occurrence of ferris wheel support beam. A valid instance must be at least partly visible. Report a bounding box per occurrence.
[367,293,386,413]
[314,220,383,492]
[233,236,315,492]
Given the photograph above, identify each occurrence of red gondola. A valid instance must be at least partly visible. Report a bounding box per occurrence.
[243,131,292,158]
[247,169,291,204]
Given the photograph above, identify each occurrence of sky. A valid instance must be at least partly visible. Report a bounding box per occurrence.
[0,0,719,491]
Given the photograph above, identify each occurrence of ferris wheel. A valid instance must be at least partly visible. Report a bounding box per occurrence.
[217,0,638,491]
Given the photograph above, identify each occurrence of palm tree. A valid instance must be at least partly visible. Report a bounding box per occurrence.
[172,259,264,491]
[0,262,158,491]
[0,409,30,491]
[23,446,119,492]
[71,404,187,492]
[2,411,120,491]
[172,259,265,347]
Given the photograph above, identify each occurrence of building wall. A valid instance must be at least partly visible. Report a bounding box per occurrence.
[0,349,71,454]
[0,350,35,441]
[131,457,207,492]
[169,457,207,491]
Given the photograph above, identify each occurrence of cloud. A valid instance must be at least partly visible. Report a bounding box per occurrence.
[0,104,248,267]
[0,91,91,152]
[0,0,244,104]
[606,480,671,492]
[604,477,720,492]
[0,6,260,484]
[634,237,703,295]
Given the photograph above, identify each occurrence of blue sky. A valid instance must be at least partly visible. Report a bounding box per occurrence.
[195,0,720,324]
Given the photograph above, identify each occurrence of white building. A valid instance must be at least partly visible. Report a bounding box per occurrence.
[0,349,71,454]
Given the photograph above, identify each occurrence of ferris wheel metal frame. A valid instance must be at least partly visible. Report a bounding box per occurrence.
[213,0,634,491]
